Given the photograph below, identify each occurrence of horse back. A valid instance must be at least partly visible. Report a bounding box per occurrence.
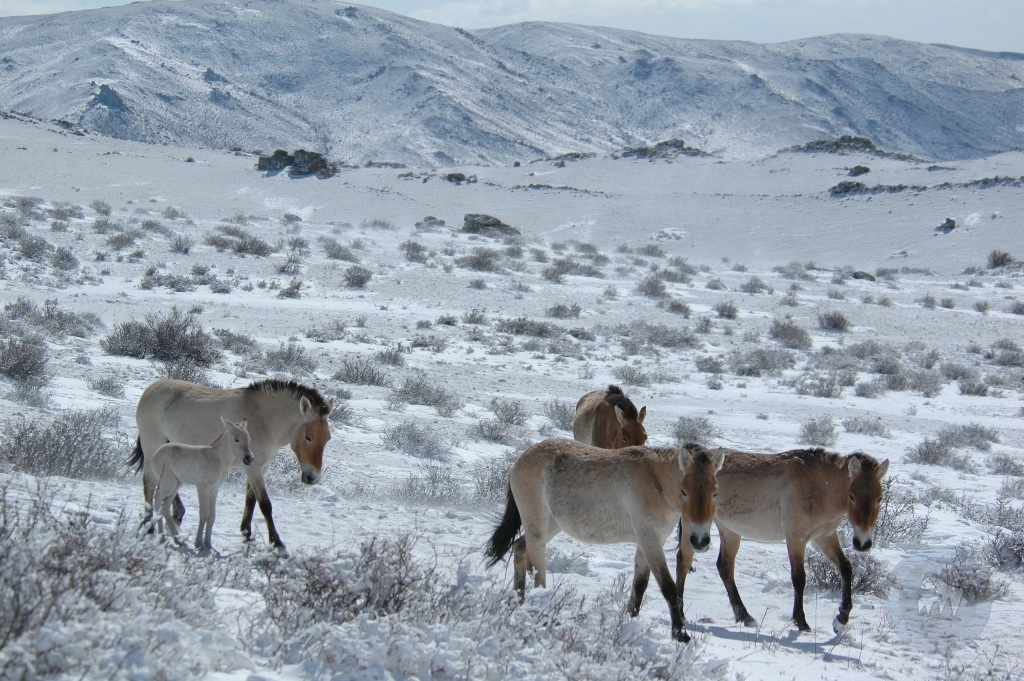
[715,448,851,541]
[512,439,681,543]
[571,390,604,445]
[137,380,247,449]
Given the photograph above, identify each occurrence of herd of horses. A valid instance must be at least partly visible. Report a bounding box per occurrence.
[129,379,888,644]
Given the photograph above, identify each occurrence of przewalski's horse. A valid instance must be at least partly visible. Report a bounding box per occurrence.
[676,447,889,634]
[572,384,647,448]
[485,438,724,642]
[147,417,254,552]
[131,378,333,550]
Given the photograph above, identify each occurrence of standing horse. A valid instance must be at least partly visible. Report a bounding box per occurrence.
[485,438,724,642]
[131,378,333,550]
[676,448,889,633]
[572,385,647,448]
[147,417,254,552]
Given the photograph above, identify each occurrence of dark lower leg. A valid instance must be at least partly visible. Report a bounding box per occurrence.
[240,485,256,540]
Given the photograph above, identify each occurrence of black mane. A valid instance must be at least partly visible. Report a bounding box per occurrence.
[246,378,331,416]
[604,384,640,419]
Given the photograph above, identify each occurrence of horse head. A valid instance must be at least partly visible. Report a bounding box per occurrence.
[847,454,889,551]
[221,416,254,467]
[678,444,725,552]
[290,396,333,485]
[613,404,648,447]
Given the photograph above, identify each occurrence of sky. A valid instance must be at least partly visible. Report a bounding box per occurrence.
[0,0,1021,54]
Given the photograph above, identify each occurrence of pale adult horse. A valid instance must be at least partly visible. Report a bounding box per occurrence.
[485,438,724,642]
[676,447,889,633]
[572,384,647,448]
[147,417,254,552]
[132,378,333,550]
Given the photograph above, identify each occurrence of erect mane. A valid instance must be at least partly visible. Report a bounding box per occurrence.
[603,384,640,420]
[789,448,880,472]
[245,378,331,416]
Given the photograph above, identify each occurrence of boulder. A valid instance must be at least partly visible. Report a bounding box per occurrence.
[462,214,520,237]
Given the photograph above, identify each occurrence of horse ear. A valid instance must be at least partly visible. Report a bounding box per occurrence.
[221,415,229,429]
[637,406,647,423]
[848,456,862,478]
[877,459,890,478]
[239,418,248,429]
[614,405,625,426]
[677,445,693,471]
[711,448,726,472]
[325,397,335,415]
[299,396,314,420]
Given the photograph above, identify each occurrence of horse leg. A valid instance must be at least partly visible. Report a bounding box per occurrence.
[195,486,209,551]
[241,483,256,541]
[524,530,548,589]
[813,531,853,632]
[716,525,756,626]
[204,486,219,552]
[641,540,688,643]
[675,520,696,623]
[512,536,529,599]
[172,494,185,525]
[629,546,651,617]
[245,469,284,549]
[786,537,811,631]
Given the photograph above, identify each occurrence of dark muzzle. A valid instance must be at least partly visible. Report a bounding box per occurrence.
[242,452,254,466]
[852,535,872,552]
[690,533,711,551]
[302,470,317,485]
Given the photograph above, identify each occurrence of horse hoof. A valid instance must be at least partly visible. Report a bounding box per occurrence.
[833,616,849,634]
[742,616,757,627]
[672,628,691,643]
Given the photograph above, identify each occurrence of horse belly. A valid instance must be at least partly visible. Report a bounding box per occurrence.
[716,506,787,542]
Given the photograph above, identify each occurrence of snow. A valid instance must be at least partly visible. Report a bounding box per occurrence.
[1,111,1023,680]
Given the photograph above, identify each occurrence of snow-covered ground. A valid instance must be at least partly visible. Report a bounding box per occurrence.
[1,114,1022,680]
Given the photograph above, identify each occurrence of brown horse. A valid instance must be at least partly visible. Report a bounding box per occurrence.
[676,447,889,633]
[485,438,724,642]
[572,385,647,448]
[131,378,333,550]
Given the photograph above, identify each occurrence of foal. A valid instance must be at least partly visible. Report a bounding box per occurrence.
[486,438,723,642]
[147,417,254,552]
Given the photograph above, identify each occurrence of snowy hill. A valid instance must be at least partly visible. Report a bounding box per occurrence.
[1,0,1022,166]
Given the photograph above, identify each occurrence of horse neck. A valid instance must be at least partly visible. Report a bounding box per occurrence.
[208,433,241,464]
[245,390,302,447]
[648,456,685,507]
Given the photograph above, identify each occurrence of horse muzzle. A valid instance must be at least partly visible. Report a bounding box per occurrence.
[242,452,254,466]
[301,465,321,485]
[688,532,712,552]
[852,535,873,552]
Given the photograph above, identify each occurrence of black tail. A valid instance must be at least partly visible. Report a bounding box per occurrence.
[485,485,522,567]
[128,436,144,473]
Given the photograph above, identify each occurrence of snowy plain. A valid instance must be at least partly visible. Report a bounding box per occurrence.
[1,112,1023,680]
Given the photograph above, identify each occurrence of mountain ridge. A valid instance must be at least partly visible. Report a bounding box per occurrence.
[1,0,1022,167]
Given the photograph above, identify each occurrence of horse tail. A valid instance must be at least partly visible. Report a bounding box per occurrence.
[485,484,522,567]
[128,436,144,473]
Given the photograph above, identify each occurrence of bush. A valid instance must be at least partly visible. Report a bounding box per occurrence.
[613,365,651,386]
[87,375,126,399]
[344,265,373,288]
[471,451,518,504]
[739,276,771,294]
[0,334,48,385]
[990,453,1024,477]
[50,246,79,271]
[906,437,973,471]
[381,421,451,460]
[806,545,895,597]
[937,423,999,450]
[988,250,1014,269]
[874,478,929,544]
[388,371,462,416]
[334,357,390,386]
[842,417,892,438]
[713,301,738,319]
[0,407,124,479]
[673,415,720,446]
[18,235,54,262]
[321,237,359,262]
[928,553,1007,604]
[495,317,559,338]
[543,399,575,431]
[769,319,812,350]
[100,308,220,366]
[854,378,887,398]
[456,247,503,272]
[799,415,837,447]
[490,398,530,426]
[547,303,582,319]
[729,347,795,376]
[634,275,667,298]
[818,311,850,332]
[795,372,844,398]
[391,463,465,505]
[258,342,317,374]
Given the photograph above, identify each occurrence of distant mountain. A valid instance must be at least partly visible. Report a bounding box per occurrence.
[1,0,1022,166]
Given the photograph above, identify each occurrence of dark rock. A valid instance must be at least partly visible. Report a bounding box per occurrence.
[257,149,293,171]
[462,213,520,237]
[850,271,876,281]
[849,165,870,177]
[416,215,446,229]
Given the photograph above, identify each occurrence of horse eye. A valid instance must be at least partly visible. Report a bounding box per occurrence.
[713,491,719,498]
[681,490,689,498]
[849,493,856,503]
[305,435,313,443]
